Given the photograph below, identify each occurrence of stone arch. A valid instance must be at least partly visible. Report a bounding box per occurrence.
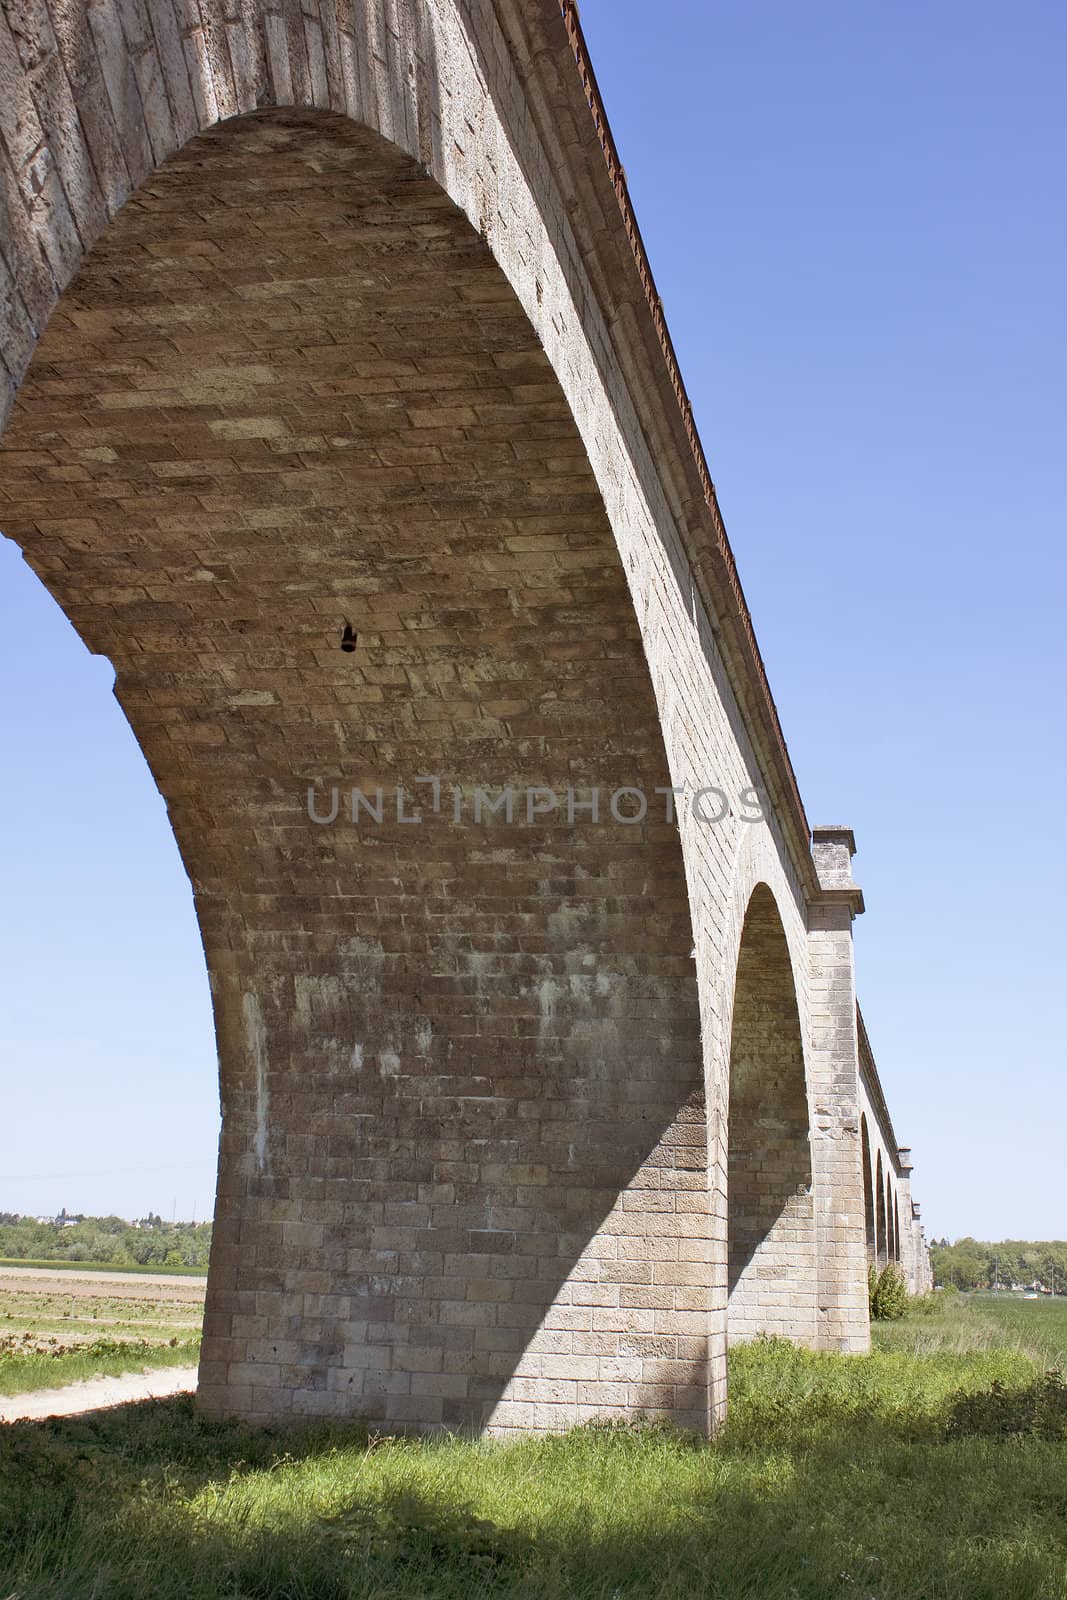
[0,0,825,1008]
[0,0,889,1415]
[726,882,815,1343]
[875,1150,887,1270]
[0,109,708,1432]
[885,1177,892,1261]
[894,1193,902,1267]
[860,1114,876,1263]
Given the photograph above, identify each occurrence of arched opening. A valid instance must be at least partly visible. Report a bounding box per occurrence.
[0,547,219,1243]
[875,1151,888,1269]
[860,1114,876,1263]
[0,110,706,1432]
[726,883,814,1343]
[894,1194,902,1268]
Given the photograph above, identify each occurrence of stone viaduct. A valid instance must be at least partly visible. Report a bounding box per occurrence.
[0,0,931,1432]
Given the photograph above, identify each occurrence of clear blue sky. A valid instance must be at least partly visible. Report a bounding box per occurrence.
[1,0,1064,1239]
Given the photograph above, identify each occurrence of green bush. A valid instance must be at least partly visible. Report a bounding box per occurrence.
[946,1370,1067,1439]
[905,1290,945,1317]
[869,1262,909,1320]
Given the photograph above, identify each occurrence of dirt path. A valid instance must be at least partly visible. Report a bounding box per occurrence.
[0,1365,198,1423]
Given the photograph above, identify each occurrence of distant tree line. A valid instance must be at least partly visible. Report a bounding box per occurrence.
[931,1238,1067,1293]
[0,1212,212,1269]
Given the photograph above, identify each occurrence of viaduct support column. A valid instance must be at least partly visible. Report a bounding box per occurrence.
[896,1148,920,1292]
[807,827,870,1352]
[912,1204,934,1293]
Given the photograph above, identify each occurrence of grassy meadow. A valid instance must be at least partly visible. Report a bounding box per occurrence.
[0,1268,203,1396]
[3,1292,1067,1599]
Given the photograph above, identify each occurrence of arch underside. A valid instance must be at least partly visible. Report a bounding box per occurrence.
[0,111,709,1432]
[861,1115,877,1263]
[875,1152,888,1269]
[863,1112,903,1273]
[726,884,816,1343]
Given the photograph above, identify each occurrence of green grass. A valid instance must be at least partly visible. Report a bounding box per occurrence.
[3,1296,1067,1599]
[970,1294,1067,1366]
[0,1270,205,1393]
[0,1258,208,1276]
[1,1312,203,1340]
[0,1335,201,1397]
[873,1290,1067,1363]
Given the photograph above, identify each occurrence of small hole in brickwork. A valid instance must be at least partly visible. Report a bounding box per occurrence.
[340,621,358,654]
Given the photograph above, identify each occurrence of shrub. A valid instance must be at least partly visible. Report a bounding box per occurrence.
[946,1371,1067,1439]
[904,1290,943,1317]
[869,1262,909,1320]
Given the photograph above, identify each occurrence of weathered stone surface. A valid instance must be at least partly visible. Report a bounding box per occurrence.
[727,885,816,1344]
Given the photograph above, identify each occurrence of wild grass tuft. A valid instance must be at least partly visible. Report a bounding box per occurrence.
[0,1333,200,1396]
